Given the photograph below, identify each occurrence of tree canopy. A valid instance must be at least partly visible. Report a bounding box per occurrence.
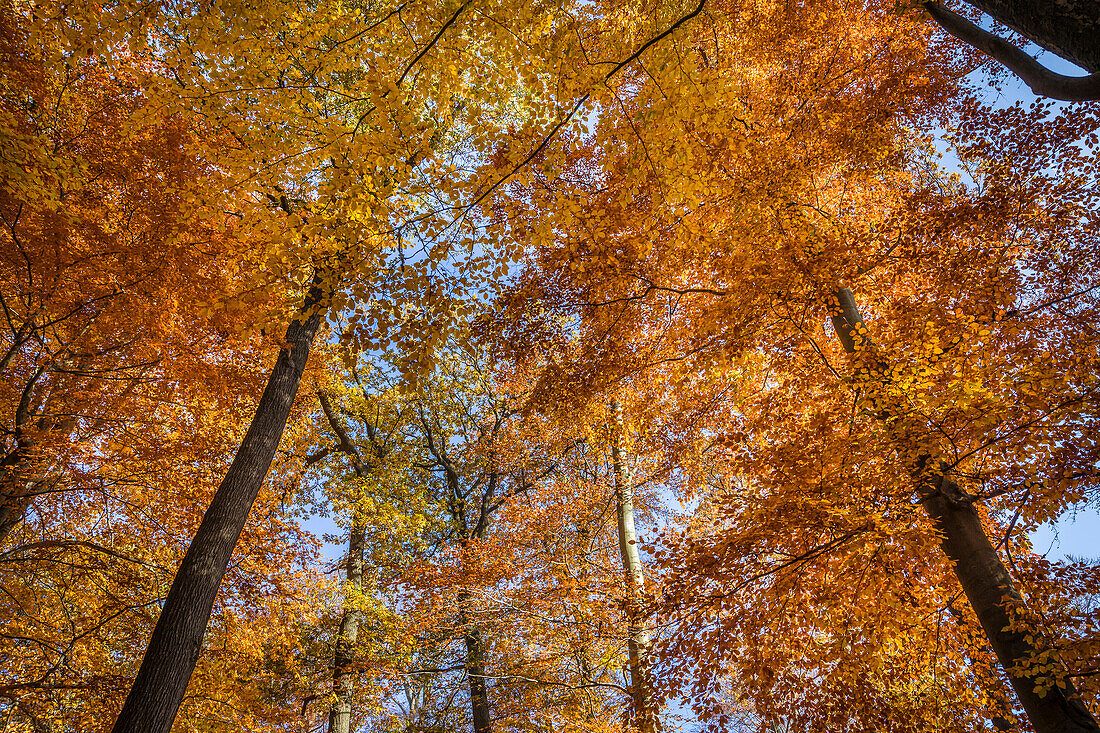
[2,0,1100,732]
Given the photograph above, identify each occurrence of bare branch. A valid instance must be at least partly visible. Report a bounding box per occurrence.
[923,2,1100,102]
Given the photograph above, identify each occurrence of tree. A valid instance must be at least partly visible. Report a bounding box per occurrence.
[316,388,381,733]
[829,285,1099,732]
[10,0,1100,729]
[480,0,1100,727]
[67,0,626,727]
[610,400,658,733]
[330,345,656,733]
[0,6,269,552]
[305,353,419,733]
[921,2,1100,101]
[954,0,1100,72]
[0,12,333,730]
[409,349,554,733]
[34,0,729,725]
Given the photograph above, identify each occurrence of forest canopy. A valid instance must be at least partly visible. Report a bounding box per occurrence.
[1,0,1100,732]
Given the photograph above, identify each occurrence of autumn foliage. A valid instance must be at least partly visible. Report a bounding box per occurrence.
[1,0,1100,732]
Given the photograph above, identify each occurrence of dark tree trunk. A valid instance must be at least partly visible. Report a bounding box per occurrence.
[462,616,492,733]
[0,484,34,546]
[110,290,324,733]
[962,0,1100,72]
[830,287,1099,733]
[920,461,1098,733]
[0,367,75,547]
[420,393,504,733]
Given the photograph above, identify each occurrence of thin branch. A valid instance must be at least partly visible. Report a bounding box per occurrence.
[0,540,169,573]
[464,0,708,213]
[397,1,472,87]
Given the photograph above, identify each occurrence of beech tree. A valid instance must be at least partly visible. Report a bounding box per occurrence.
[953,0,1100,72]
[9,0,719,727]
[0,11,330,731]
[829,285,1099,733]
[478,0,1100,729]
[921,1,1100,101]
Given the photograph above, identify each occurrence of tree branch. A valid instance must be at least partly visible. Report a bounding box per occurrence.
[923,2,1100,101]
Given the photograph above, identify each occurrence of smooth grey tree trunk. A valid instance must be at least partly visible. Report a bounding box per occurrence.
[961,0,1100,72]
[830,287,1099,733]
[111,286,324,733]
[318,390,373,733]
[328,517,365,733]
[610,401,658,733]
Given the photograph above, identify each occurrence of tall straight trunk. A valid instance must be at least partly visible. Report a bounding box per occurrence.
[830,287,1099,733]
[610,401,657,733]
[111,287,324,733]
[318,390,373,733]
[921,461,1098,733]
[329,515,366,733]
[961,0,1100,72]
[461,608,492,733]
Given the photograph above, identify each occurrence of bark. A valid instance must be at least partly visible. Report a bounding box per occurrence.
[959,0,1100,73]
[458,529,493,732]
[0,482,35,546]
[110,286,324,733]
[318,390,373,733]
[830,287,1099,733]
[610,401,658,733]
[328,517,366,733]
[462,614,492,733]
[924,2,1100,101]
[459,529,493,733]
[0,364,49,547]
[920,461,1098,733]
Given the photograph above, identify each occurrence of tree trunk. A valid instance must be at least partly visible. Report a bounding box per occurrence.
[110,289,324,733]
[0,369,75,547]
[830,287,1099,733]
[318,390,373,733]
[961,0,1100,72]
[610,401,658,733]
[0,481,35,546]
[462,612,492,733]
[920,460,1098,733]
[329,515,366,733]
